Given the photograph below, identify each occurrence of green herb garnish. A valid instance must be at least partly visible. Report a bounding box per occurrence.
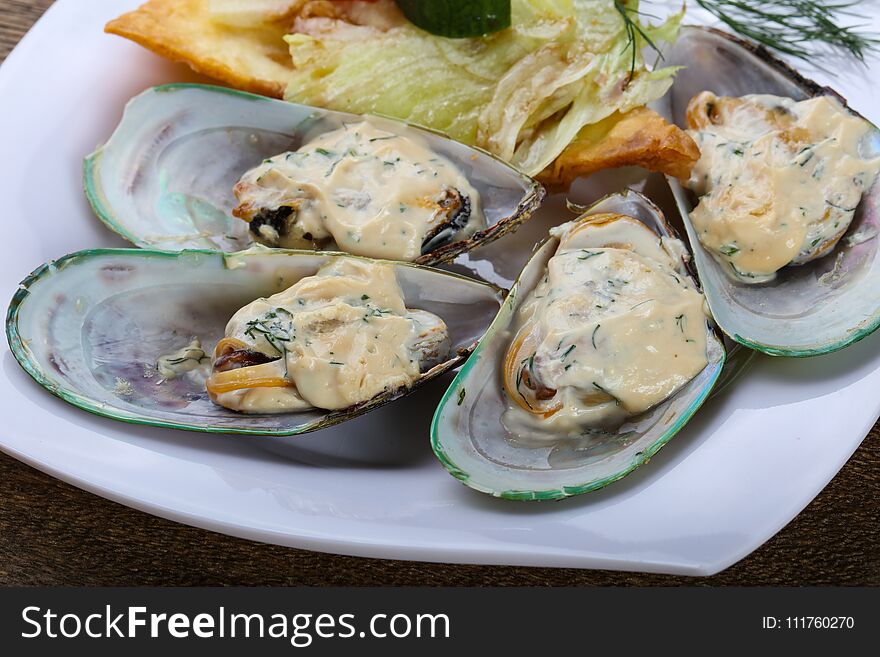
[675,314,686,332]
[629,299,654,312]
[695,0,880,63]
[515,355,534,409]
[614,0,664,84]
[592,381,620,406]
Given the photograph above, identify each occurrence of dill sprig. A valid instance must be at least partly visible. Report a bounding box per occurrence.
[614,0,664,83]
[694,0,880,62]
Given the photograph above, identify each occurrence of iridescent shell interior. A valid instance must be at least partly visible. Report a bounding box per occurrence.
[8,249,504,435]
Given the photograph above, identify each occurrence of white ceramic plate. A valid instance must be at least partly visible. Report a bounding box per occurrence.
[1,0,878,575]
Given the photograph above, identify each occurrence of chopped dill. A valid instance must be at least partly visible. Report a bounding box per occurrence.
[325,158,341,177]
[826,200,857,211]
[592,381,620,405]
[515,355,534,409]
[164,356,203,365]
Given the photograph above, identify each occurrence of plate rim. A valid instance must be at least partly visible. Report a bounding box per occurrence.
[0,0,877,578]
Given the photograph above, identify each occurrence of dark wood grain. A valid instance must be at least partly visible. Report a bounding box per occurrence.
[0,0,877,586]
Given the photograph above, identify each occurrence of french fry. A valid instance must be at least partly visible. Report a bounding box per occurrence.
[106,0,292,98]
[538,108,700,189]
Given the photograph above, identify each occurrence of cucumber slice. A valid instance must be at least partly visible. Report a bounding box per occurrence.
[395,0,511,38]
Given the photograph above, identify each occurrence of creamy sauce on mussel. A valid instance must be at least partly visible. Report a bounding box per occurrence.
[684,92,880,283]
[502,215,710,438]
[206,258,450,413]
[233,121,482,261]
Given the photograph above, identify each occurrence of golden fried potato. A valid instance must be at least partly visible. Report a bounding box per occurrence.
[538,107,700,189]
[105,0,292,98]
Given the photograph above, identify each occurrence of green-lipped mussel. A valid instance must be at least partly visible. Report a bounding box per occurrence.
[431,191,725,500]
[7,248,503,435]
[84,84,544,265]
[661,27,880,357]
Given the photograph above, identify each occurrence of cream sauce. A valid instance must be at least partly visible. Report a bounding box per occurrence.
[233,120,482,261]
[156,339,210,380]
[208,258,450,413]
[502,216,710,438]
[685,92,880,283]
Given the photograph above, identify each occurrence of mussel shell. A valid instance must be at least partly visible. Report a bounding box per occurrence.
[662,27,880,357]
[431,190,726,500]
[84,84,545,264]
[7,248,504,435]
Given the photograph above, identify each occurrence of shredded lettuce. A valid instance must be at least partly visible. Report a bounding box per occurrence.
[283,0,682,176]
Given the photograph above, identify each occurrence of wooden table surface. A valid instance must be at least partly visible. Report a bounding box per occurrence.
[1,0,877,586]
